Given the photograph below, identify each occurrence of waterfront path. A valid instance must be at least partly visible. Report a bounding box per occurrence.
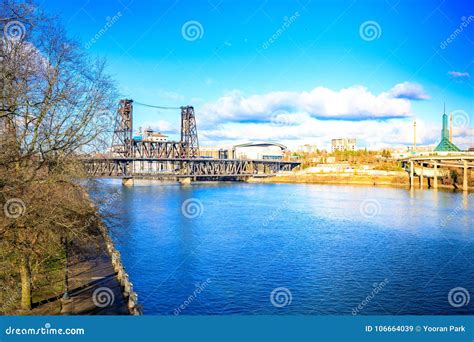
[59,236,130,315]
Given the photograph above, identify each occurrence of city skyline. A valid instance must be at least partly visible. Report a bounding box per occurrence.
[44,0,473,150]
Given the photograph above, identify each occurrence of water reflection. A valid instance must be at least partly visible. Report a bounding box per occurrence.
[89,180,474,315]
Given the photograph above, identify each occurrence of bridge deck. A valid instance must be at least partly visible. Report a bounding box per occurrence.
[83,156,300,179]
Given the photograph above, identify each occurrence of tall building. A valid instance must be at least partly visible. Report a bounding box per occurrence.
[434,105,460,152]
[331,138,356,152]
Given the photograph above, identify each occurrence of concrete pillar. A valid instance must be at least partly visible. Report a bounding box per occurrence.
[179,177,192,185]
[410,161,414,188]
[419,163,424,189]
[433,162,438,189]
[463,161,468,192]
[122,177,134,186]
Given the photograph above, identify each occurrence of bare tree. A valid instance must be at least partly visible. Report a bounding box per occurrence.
[0,0,117,311]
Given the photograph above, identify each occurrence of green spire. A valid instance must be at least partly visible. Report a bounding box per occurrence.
[434,104,460,152]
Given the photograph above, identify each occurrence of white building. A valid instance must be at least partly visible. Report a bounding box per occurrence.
[143,129,168,142]
[233,142,286,160]
[331,138,356,152]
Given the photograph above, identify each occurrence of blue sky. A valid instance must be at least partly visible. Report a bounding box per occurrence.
[43,0,473,149]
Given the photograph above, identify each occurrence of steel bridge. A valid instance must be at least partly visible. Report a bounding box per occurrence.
[84,99,300,181]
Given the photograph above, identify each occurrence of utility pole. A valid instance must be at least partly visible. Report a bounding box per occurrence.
[413,119,416,153]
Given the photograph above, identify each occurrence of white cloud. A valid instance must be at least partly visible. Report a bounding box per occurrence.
[192,81,474,150]
[387,82,430,100]
[139,82,473,150]
[448,71,470,78]
[198,116,473,150]
[199,83,422,125]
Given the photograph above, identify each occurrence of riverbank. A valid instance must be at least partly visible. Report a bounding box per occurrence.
[248,172,473,191]
[1,185,139,316]
[248,172,409,187]
[3,223,132,315]
[59,229,130,315]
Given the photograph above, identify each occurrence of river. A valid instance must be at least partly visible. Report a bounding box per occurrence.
[89,180,474,315]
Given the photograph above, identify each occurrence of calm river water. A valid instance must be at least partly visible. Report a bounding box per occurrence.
[90,180,474,315]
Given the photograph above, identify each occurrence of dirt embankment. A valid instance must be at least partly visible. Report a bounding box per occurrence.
[249,172,473,191]
[249,172,409,187]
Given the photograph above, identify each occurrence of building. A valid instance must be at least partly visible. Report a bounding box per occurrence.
[434,106,460,152]
[199,146,230,159]
[233,142,286,160]
[331,138,356,152]
[298,144,318,153]
[142,129,168,142]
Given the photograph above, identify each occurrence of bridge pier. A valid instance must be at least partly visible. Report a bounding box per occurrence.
[179,177,192,185]
[419,163,424,189]
[463,161,468,192]
[409,161,414,189]
[122,177,134,186]
[433,162,438,189]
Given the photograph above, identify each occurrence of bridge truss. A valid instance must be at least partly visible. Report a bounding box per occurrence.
[84,99,300,180]
[83,157,299,179]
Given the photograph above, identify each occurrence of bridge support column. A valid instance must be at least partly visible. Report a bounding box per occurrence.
[463,161,468,192]
[419,163,424,189]
[122,177,134,186]
[433,162,438,189]
[410,161,414,188]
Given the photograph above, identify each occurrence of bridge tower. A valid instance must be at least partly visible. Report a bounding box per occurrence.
[180,106,199,158]
[111,99,134,157]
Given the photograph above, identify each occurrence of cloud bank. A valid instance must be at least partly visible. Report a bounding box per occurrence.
[200,82,428,125]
